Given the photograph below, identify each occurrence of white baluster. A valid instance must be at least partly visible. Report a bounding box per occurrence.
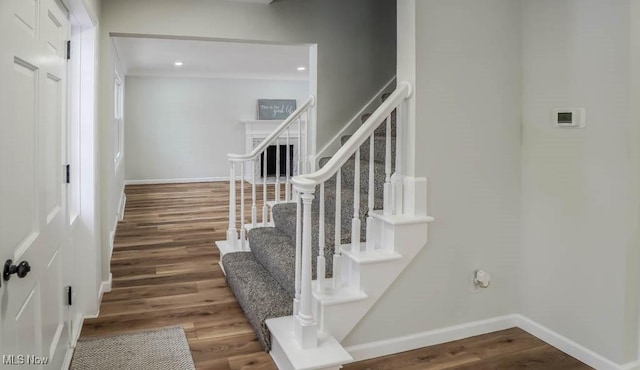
[384,116,392,216]
[252,159,257,227]
[275,138,281,204]
[294,190,302,315]
[304,109,310,174]
[392,107,404,215]
[366,135,375,251]
[297,118,302,176]
[226,162,237,249]
[333,170,342,289]
[317,183,326,292]
[240,162,246,250]
[295,187,317,349]
[286,127,291,201]
[351,149,361,253]
[263,148,268,225]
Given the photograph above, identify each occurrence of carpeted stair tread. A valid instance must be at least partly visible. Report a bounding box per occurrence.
[271,186,383,260]
[248,227,296,298]
[360,110,396,137]
[319,156,391,196]
[222,89,399,354]
[222,252,292,351]
[340,134,396,165]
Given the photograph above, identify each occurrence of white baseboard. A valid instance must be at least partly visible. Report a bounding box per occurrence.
[345,314,638,370]
[345,315,517,362]
[61,313,85,369]
[315,76,396,162]
[513,314,638,370]
[118,193,126,221]
[98,273,112,300]
[125,177,230,185]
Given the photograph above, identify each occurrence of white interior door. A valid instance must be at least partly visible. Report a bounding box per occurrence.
[0,0,71,368]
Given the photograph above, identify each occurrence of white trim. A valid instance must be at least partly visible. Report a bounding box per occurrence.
[109,213,118,259]
[98,273,112,300]
[514,315,639,370]
[118,192,126,221]
[61,313,85,369]
[345,314,639,370]
[125,71,309,81]
[315,76,396,163]
[125,177,230,185]
[345,315,517,362]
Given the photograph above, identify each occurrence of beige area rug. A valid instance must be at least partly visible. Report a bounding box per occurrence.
[70,326,195,370]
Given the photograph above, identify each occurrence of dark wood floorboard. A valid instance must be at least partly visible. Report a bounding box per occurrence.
[79,182,592,370]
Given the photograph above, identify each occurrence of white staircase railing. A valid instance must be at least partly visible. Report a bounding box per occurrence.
[226,96,315,251]
[290,82,412,349]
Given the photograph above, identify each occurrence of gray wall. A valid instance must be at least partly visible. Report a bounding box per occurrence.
[124,76,308,181]
[101,0,396,150]
[521,0,638,363]
[345,0,523,346]
[98,0,396,283]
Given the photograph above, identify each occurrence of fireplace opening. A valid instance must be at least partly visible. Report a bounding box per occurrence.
[261,144,294,177]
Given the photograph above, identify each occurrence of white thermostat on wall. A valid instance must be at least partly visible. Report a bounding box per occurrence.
[553,108,586,128]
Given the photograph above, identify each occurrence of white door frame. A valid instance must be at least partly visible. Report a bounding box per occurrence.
[59,0,100,366]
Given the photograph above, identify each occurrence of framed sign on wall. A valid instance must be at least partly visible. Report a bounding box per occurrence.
[257,99,297,120]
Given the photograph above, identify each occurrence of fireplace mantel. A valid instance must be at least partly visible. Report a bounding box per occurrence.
[240,120,301,182]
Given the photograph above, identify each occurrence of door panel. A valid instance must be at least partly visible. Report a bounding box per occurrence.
[44,73,62,224]
[7,58,39,258]
[14,0,38,36]
[1,0,70,367]
[42,248,63,360]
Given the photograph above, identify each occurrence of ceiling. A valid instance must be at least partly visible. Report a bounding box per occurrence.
[222,0,274,3]
[112,37,309,80]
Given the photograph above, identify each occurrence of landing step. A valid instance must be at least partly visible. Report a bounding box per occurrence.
[312,279,367,306]
[244,222,274,232]
[371,210,435,225]
[267,316,353,370]
[340,243,402,264]
[215,240,249,256]
[214,240,251,275]
[267,200,296,208]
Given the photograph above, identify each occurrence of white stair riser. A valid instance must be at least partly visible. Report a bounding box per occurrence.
[315,221,429,342]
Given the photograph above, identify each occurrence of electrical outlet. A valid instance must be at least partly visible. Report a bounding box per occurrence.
[471,271,480,293]
[471,270,491,293]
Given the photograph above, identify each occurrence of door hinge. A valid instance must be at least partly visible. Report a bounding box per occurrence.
[66,286,73,306]
[66,40,71,60]
[65,164,70,184]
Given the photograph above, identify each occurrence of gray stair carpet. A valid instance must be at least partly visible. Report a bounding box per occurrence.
[221,252,292,351]
[222,91,396,352]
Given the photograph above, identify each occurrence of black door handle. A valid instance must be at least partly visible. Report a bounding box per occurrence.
[3,260,31,281]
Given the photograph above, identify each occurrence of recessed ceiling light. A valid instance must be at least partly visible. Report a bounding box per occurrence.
[297,66,306,71]
[174,61,184,67]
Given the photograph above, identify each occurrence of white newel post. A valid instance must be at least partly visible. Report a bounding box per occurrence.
[293,190,302,316]
[240,162,246,250]
[227,162,238,249]
[293,179,318,349]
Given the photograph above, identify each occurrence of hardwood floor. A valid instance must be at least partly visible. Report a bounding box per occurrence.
[80,182,591,370]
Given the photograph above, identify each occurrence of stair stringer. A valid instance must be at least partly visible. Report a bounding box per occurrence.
[315,211,433,343]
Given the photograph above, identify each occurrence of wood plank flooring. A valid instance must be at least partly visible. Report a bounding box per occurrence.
[80,182,592,370]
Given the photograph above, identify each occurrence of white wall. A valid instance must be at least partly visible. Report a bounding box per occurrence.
[124,76,308,181]
[100,0,396,152]
[98,0,395,284]
[344,0,523,346]
[521,0,638,364]
[99,38,126,282]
